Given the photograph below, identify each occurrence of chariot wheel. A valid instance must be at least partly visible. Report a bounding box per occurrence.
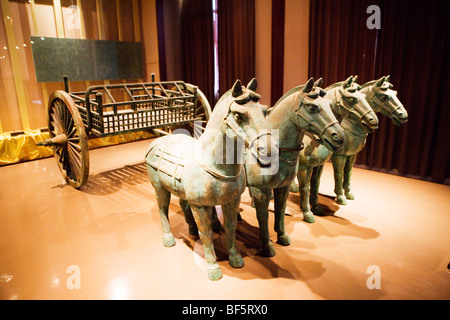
[42,90,89,188]
[183,83,212,138]
[158,84,212,138]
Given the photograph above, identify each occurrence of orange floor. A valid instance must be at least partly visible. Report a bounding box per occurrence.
[0,138,449,300]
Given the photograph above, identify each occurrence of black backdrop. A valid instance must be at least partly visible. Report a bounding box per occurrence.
[156,0,450,184]
[309,0,450,184]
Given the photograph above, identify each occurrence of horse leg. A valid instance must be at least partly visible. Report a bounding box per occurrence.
[344,154,357,200]
[154,187,175,247]
[190,204,222,281]
[250,186,275,257]
[273,185,291,245]
[297,167,315,223]
[179,199,198,236]
[289,177,299,193]
[222,197,244,268]
[332,154,347,205]
[211,206,224,233]
[310,165,325,216]
[180,201,222,236]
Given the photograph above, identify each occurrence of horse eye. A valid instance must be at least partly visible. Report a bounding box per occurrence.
[306,104,318,113]
[346,97,357,104]
[378,94,388,101]
[234,113,243,123]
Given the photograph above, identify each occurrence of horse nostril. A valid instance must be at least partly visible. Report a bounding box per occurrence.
[369,117,376,124]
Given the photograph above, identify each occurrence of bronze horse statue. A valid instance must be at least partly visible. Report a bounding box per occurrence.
[145,79,278,280]
[245,78,345,257]
[293,76,406,221]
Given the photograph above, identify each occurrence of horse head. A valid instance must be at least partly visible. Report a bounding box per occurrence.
[365,76,408,126]
[333,75,379,133]
[290,78,345,152]
[223,78,278,168]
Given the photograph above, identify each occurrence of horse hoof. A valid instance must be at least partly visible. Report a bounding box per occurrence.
[336,195,347,205]
[262,242,276,257]
[345,192,355,200]
[163,233,176,247]
[277,233,291,246]
[207,264,223,281]
[229,254,244,268]
[303,212,315,223]
[312,205,324,216]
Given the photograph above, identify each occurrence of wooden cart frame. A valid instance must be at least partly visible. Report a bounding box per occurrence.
[37,75,211,188]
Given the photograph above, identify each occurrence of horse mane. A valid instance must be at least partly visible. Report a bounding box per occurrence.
[215,89,232,107]
[360,80,377,89]
[360,80,393,90]
[267,85,304,117]
[324,81,344,91]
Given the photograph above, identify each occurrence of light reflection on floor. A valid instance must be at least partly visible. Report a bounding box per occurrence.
[0,138,449,300]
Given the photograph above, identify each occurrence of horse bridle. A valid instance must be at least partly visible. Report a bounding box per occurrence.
[290,93,339,139]
[223,97,273,150]
[366,86,403,118]
[335,88,373,122]
[197,94,272,181]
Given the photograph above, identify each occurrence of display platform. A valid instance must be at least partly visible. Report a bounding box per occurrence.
[0,138,448,300]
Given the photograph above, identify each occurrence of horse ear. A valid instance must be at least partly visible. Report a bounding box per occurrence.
[385,75,390,82]
[314,77,323,88]
[232,79,243,97]
[319,89,326,97]
[353,75,359,83]
[302,78,314,93]
[343,76,353,88]
[247,78,257,91]
[374,76,385,88]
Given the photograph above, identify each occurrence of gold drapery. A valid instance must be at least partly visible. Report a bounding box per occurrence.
[0,130,154,166]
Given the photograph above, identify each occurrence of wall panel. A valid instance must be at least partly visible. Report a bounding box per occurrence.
[0,0,154,135]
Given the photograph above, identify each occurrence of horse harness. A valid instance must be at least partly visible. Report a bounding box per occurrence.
[334,88,373,122]
[146,140,188,197]
[366,85,403,118]
[147,92,274,185]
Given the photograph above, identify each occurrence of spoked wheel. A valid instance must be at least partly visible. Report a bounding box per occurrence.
[183,83,212,138]
[158,84,212,138]
[38,90,89,188]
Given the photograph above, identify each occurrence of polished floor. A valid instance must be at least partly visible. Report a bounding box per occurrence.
[0,138,449,300]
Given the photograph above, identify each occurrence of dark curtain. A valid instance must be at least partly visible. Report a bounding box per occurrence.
[156,0,215,105]
[367,0,450,184]
[271,0,285,106]
[309,0,380,85]
[309,0,450,184]
[155,0,167,81]
[218,0,255,96]
[181,0,215,105]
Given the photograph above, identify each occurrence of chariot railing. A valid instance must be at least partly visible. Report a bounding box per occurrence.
[37,74,212,188]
